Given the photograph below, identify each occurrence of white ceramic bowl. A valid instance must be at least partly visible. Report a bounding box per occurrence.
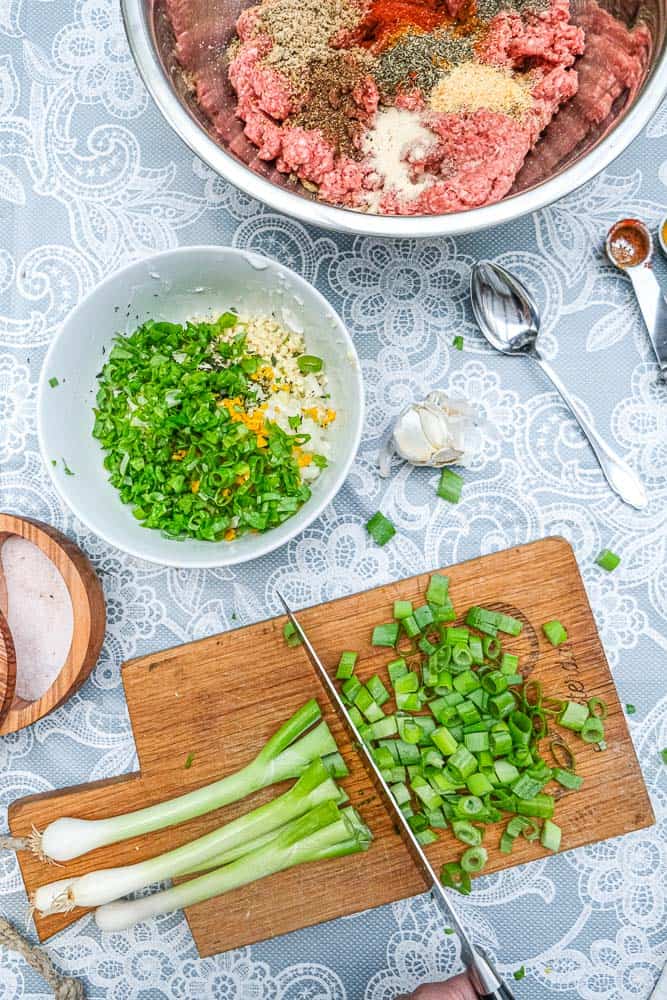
[38,246,363,568]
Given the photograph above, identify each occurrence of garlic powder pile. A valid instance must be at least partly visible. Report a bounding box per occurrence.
[362,108,437,208]
[429,63,533,118]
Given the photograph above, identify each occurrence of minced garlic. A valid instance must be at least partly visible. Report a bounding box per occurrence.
[429,63,533,118]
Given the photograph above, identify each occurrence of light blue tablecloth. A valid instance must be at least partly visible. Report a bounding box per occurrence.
[0,2,666,996]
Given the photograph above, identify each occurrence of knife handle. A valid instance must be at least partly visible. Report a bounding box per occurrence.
[467,946,516,1000]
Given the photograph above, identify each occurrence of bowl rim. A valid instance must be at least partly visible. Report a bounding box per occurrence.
[121,0,667,238]
[37,244,365,568]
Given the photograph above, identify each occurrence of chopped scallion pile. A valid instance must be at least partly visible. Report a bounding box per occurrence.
[93,314,329,541]
[333,575,605,891]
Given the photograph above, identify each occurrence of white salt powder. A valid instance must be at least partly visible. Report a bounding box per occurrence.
[1,537,73,702]
[362,108,436,209]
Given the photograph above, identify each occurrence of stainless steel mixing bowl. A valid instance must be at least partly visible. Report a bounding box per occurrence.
[121,0,667,237]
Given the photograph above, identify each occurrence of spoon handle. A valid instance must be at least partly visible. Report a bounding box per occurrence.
[627,265,667,380]
[533,355,647,510]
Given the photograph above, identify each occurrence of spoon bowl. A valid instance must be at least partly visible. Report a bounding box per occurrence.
[470,260,647,510]
[470,261,541,355]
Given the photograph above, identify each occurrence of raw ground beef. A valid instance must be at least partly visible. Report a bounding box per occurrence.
[167,0,650,215]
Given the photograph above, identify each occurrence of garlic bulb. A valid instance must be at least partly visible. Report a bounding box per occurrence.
[383,391,482,473]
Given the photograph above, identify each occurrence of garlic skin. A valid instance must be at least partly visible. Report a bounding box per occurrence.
[392,391,482,468]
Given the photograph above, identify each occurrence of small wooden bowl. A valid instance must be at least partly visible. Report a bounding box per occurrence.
[0,514,106,734]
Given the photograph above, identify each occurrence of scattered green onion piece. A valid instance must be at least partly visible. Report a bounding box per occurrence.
[482,636,501,660]
[394,671,419,694]
[414,604,435,630]
[559,701,589,732]
[448,746,478,780]
[513,966,526,981]
[372,622,400,647]
[396,692,421,711]
[468,635,484,665]
[595,548,620,571]
[500,831,515,854]
[661,749,667,765]
[437,468,463,504]
[425,574,450,606]
[452,646,473,670]
[366,512,396,546]
[540,819,561,852]
[516,794,555,819]
[494,759,519,786]
[552,768,583,790]
[297,355,323,374]
[184,753,195,769]
[508,711,533,747]
[431,726,459,756]
[48,376,59,388]
[393,600,413,620]
[549,738,575,771]
[580,716,605,744]
[452,335,464,351]
[348,706,364,728]
[625,704,636,715]
[482,670,508,696]
[500,653,519,675]
[460,845,487,873]
[341,676,362,703]
[489,691,516,720]
[283,622,303,648]
[466,772,494,797]
[587,697,608,720]
[464,732,489,753]
[388,658,408,683]
[451,820,483,846]
[367,674,390,705]
[542,619,568,647]
[418,637,437,656]
[402,615,421,639]
[335,651,358,680]
[440,861,471,895]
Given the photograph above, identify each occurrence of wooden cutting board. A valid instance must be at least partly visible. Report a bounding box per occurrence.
[9,537,654,956]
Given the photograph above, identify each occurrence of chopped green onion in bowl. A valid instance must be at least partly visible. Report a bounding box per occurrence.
[93,312,335,543]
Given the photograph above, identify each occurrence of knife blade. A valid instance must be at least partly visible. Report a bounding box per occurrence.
[276,590,515,1000]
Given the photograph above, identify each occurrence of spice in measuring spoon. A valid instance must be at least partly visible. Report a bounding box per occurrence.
[606,218,652,269]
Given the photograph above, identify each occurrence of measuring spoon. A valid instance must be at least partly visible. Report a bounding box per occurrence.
[470,260,647,510]
[605,218,667,381]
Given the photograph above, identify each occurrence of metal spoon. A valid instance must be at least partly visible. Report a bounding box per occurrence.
[605,218,667,381]
[470,260,647,511]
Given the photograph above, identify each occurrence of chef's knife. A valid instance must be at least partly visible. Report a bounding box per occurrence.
[277,591,515,1000]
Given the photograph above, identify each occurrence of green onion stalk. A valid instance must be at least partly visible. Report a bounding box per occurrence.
[33,758,342,915]
[33,700,336,863]
[94,802,370,932]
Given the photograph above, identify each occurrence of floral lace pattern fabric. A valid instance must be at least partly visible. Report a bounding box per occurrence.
[0,1,666,997]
